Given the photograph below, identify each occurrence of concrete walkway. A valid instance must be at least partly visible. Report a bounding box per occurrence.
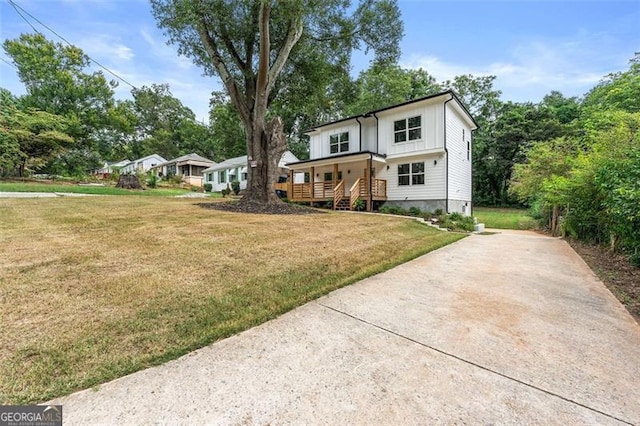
[50,231,640,425]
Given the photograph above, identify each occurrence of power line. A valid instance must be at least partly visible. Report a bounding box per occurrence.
[7,0,40,35]
[6,0,138,90]
[0,56,18,70]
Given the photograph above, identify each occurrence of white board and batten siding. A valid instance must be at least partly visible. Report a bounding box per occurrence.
[375,99,447,202]
[445,103,473,214]
[376,100,444,156]
[309,122,360,159]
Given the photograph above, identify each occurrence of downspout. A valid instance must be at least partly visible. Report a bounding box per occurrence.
[369,152,373,211]
[470,130,474,217]
[356,116,362,152]
[373,112,379,153]
[443,94,454,214]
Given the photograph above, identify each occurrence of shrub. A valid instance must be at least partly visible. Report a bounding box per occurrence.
[354,198,365,211]
[378,204,406,215]
[449,212,463,221]
[203,183,212,192]
[147,173,158,189]
[434,208,443,216]
[408,206,421,216]
[231,180,240,195]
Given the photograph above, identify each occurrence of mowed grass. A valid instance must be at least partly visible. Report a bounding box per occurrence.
[0,197,464,404]
[0,181,197,197]
[474,207,538,230]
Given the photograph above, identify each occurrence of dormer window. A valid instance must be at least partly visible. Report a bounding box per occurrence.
[329,132,349,154]
[394,116,422,143]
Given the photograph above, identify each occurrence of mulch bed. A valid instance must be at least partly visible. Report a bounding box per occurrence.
[567,238,640,322]
[199,199,324,215]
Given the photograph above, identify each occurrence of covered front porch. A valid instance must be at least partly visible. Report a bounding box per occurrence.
[282,151,387,211]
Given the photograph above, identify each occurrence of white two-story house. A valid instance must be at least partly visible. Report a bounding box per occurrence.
[284,90,478,215]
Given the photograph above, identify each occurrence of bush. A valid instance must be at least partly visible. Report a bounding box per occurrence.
[203,183,212,192]
[147,173,158,189]
[379,204,407,215]
[231,180,240,195]
[353,198,365,211]
[449,212,463,221]
[434,208,443,216]
[408,206,421,216]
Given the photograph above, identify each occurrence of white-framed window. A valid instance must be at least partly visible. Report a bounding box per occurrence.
[241,172,248,181]
[324,171,343,181]
[394,115,422,143]
[398,162,425,186]
[329,131,349,154]
[218,170,226,183]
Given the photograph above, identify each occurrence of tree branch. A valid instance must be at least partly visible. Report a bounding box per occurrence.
[254,1,271,122]
[266,13,303,97]
[196,18,250,125]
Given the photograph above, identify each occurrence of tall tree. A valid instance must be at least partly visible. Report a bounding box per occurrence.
[3,33,117,143]
[151,0,403,204]
[345,65,440,116]
[0,103,75,176]
[583,53,640,113]
[131,84,213,159]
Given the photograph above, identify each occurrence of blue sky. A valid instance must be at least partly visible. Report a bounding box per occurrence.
[1,0,638,122]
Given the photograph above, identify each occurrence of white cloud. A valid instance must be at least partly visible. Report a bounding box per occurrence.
[402,32,627,102]
[77,35,134,61]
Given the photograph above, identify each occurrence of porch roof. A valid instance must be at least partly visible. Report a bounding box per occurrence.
[286,151,386,170]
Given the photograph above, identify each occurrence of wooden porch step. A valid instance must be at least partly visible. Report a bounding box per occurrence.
[334,198,351,211]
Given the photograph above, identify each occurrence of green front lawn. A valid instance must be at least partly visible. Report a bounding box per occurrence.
[474,207,538,230]
[0,181,203,197]
[0,196,463,404]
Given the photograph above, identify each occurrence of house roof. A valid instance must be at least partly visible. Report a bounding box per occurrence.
[121,154,167,168]
[286,151,387,169]
[202,151,299,173]
[154,153,215,168]
[203,155,248,173]
[305,90,479,133]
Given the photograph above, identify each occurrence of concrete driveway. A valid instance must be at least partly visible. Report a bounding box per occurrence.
[50,230,640,425]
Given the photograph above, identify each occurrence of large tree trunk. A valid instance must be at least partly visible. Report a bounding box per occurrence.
[244,116,287,204]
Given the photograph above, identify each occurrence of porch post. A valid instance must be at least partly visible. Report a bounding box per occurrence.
[288,169,293,200]
[333,163,338,189]
[366,157,373,211]
[310,166,315,202]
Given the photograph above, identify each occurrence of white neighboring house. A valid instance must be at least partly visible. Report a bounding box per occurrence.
[203,151,300,192]
[120,154,167,175]
[151,153,216,187]
[95,159,130,177]
[285,90,478,215]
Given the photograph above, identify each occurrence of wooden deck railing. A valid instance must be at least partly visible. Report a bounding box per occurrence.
[349,178,363,209]
[333,180,345,209]
[288,177,386,206]
[372,178,386,198]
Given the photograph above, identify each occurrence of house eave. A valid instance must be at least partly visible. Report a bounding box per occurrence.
[286,151,386,170]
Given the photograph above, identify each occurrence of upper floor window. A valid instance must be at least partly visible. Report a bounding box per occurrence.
[330,132,349,154]
[394,116,422,143]
[398,162,425,186]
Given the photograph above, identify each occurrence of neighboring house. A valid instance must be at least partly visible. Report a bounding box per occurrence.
[151,153,216,187]
[120,154,167,175]
[285,90,478,214]
[95,159,130,178]
[203,151,300,192]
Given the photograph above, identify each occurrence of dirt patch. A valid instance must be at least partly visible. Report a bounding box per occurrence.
[199,200,324,215]
[568,238,640,322]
